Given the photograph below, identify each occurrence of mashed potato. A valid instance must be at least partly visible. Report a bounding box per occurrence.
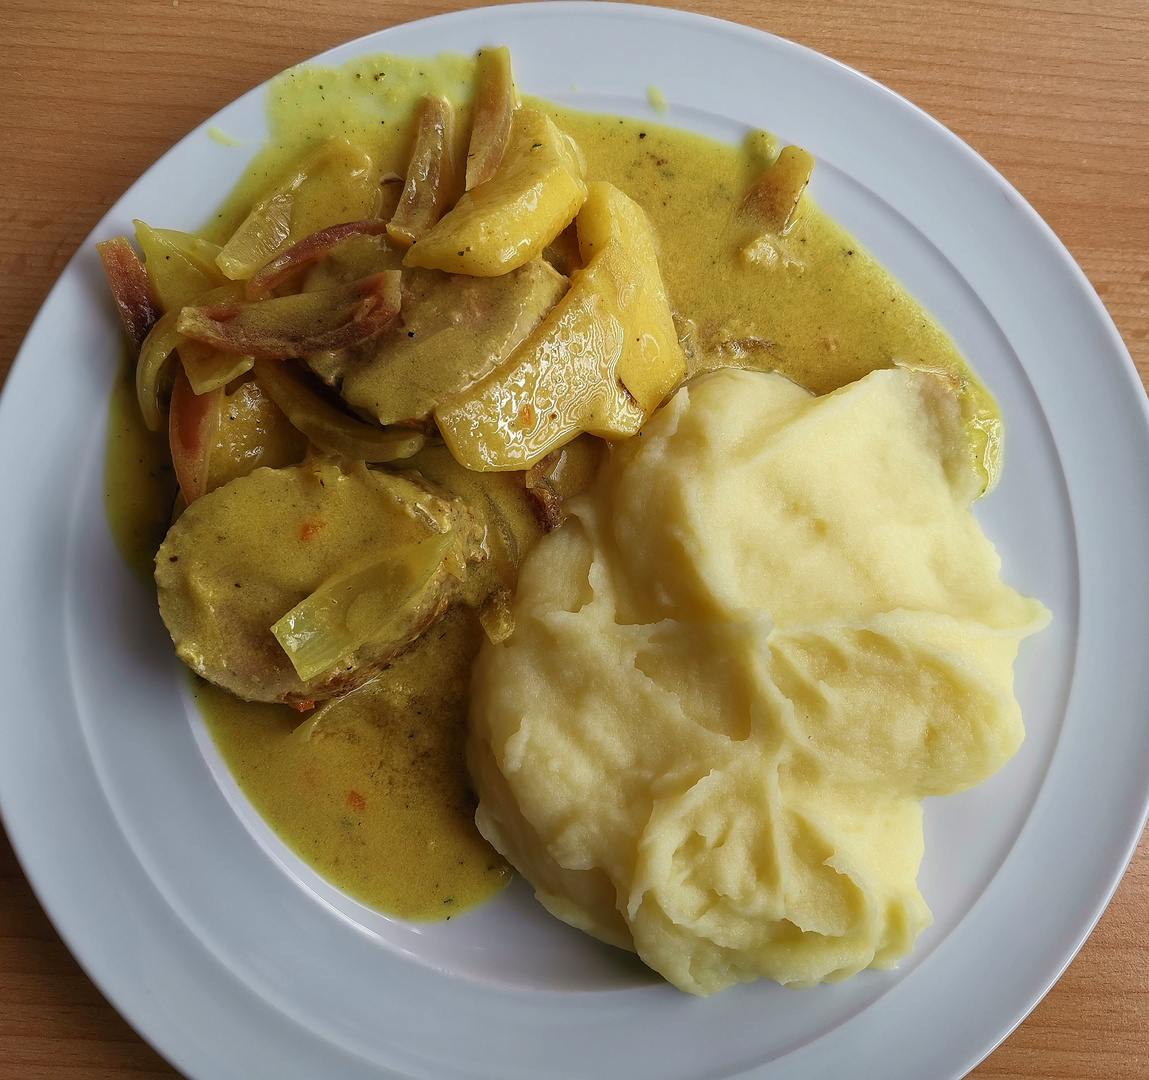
[468,367,1049,995]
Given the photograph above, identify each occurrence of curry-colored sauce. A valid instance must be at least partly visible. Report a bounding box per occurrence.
[105,50,1003,923]
[202,54,480,246]
[539,105,1000,489]
[196,605,511,918]
[105,357,178,580]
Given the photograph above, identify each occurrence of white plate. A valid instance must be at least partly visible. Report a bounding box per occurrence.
[2,4,1146,1078]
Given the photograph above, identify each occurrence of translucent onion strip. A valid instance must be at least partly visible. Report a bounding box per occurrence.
[387,95,457,247]
[136,311,181,431]
[272,532,455,681]
[168,367,222,504]
[465,46,517,191]
[134,221,226,313]
[252,359,424,463]
[245,219,391,300]
[177,271,402,359]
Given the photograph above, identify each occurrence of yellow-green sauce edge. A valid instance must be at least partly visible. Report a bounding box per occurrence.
[105,49,1002,924]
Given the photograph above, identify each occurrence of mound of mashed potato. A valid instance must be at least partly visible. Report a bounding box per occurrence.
[469,367,1049,995]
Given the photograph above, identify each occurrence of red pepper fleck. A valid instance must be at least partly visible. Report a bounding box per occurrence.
[346,790,366,811]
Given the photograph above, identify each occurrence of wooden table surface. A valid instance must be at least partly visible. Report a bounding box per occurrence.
[2,0,1147,1076]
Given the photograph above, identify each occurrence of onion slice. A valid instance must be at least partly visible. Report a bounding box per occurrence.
[245,219,391,300]
[740,145,815,234]
[97,236,161,351]
[252,359,424,463]
[465,47,517,191]
[177,271,402,359]
[387,95,457,247]
[136,311,181,431]
[168,367,222,504]
[271,532,455,682]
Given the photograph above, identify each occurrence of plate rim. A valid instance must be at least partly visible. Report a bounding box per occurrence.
[2,4,1147,1079]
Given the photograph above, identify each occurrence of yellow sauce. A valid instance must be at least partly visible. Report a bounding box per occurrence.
[104,357,178,580]
[196,605,511,919]
[541,106,1000,487]
[202,54,480,246]
[105,50,1003,923]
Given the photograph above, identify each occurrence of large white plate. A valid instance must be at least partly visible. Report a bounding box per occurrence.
[2,4,1146,1078]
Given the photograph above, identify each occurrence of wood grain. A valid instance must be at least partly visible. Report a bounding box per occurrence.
[1,1,1146,1077]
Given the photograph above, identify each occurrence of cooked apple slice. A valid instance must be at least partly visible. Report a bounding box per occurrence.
[404,108,586,277]
[465,46,516,191]
[434,182,685,471]
[387,95,458,247]
[339,259,566,426]
[740,145,815,233]
[434,283,642,471]
[575,181,685,413]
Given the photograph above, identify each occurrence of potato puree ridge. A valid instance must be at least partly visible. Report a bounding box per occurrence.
[470,367,1048,994]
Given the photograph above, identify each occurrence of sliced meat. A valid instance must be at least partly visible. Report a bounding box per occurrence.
[156,458,484,704]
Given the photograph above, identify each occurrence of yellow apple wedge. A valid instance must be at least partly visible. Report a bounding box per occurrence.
[434,182,686,470]
[404,108,586,277]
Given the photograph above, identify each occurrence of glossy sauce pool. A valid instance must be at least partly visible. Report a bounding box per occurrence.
[105,51,1001,921]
